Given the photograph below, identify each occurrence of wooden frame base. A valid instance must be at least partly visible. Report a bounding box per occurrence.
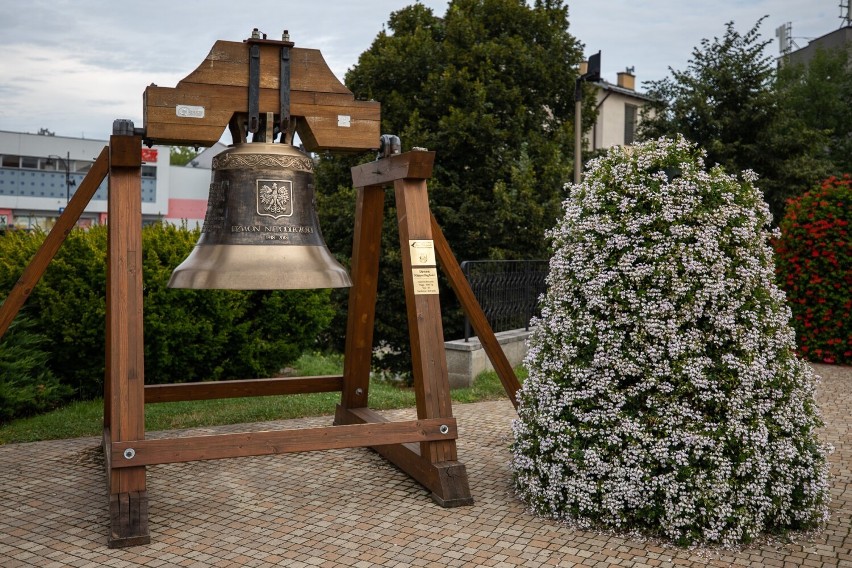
[108,491,150,548]
[335,406,474,507]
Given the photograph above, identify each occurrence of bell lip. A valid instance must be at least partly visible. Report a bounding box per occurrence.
[167,271,352,290]
[167,244,352,290]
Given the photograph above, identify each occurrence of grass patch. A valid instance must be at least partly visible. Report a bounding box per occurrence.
[0,353,524,444]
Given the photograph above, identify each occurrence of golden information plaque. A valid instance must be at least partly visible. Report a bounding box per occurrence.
[412,267,440,295]
[409,240,437,267]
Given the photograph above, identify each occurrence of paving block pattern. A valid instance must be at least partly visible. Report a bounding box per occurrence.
[0,363,850,567]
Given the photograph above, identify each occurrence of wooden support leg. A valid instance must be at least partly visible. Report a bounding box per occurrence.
[105,130,149,548]
[392,176,472,506]
[337,184,385,414]
[342,151,472,507]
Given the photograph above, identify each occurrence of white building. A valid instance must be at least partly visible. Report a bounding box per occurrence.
[588,69,655,151]
[0,130,215,231]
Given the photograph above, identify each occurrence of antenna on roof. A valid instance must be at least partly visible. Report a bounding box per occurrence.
[842,1,852,26]
[776,22,792,56]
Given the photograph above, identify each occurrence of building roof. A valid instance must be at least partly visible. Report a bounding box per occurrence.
[592,80,656,102]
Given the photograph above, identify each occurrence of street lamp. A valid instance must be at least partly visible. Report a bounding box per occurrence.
[46,152,77,204]
[574,51,601,185]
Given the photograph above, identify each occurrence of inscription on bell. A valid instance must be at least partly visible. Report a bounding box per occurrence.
[257,179,293,219]
[230,225,315,233]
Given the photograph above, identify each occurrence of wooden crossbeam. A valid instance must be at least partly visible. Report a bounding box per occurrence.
[110,418,457,467]
[350,150,435,187]
[144,375,343,403]
[143,42,380,150]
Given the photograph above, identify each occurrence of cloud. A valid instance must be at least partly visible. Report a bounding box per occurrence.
[0,0,841,140]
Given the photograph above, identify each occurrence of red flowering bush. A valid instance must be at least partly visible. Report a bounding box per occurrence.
[775,175,851,365]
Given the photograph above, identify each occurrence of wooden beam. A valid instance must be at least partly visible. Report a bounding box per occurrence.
[108,491,149,548]
[105,133,148,547]
[144,375,343,403]
[430,213,521,408]
[103,428,113,492]
[106,134,147,495]
[339,185,385,410]
[394,177,457,465]
[350,151,435,187]
[142,41,381,151]
[110,418,458,467]
[336,407,474,507]
[0,147,109,340]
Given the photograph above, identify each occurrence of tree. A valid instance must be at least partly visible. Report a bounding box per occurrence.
[512,136,830,546]
[775,47,852,175]
[316,0,591,375]
[639,18,830,221]
[170,146,199,166]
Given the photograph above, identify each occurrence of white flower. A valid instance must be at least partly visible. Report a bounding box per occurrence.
[511,136,831,547]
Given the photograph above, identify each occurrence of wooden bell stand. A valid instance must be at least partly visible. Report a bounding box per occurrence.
[0,34,521,548]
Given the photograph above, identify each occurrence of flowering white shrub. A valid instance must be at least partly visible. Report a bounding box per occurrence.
[512,136,830,547]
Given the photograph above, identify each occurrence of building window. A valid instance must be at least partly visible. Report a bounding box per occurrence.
[624,104,638,145]
[1,155,20,168]
[21,156,39,169]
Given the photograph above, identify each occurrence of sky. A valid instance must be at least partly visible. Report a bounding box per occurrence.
[0,0,843,143]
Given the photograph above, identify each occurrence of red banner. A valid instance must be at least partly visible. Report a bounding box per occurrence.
[141,148,159,163]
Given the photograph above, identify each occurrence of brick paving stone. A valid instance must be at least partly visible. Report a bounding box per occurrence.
[0,362,850,567]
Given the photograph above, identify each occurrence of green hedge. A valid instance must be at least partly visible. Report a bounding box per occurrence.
[775,174,852,365]
[0,223,335,403]
[0,314,72,422]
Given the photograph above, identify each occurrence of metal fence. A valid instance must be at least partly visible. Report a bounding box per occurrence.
[460,260,549,342]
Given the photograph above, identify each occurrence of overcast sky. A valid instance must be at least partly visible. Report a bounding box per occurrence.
[0,0,842,142]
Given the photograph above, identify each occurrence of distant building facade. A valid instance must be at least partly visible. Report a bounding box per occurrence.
[0,130,219,231]
[587,69,655,151]
[787,25,852,66]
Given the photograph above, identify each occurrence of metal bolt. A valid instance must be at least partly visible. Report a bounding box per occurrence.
[123,448,136,460]
[355,388,364,396]
[439,424,449,435]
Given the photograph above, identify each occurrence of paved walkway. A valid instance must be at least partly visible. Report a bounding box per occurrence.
[1,363,850,567]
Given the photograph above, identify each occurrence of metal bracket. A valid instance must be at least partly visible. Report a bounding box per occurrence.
[280,45,291,143]
[248,44,261,135]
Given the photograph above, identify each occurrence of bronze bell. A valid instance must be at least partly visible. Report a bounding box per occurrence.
[168,142,351,289]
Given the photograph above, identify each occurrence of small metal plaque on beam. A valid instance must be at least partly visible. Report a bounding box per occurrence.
[409,240,436,267]
[176,105,205,118]
[412,268,439,295]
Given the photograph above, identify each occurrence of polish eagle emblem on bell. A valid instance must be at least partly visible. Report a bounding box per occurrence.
[257,179,293,219]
